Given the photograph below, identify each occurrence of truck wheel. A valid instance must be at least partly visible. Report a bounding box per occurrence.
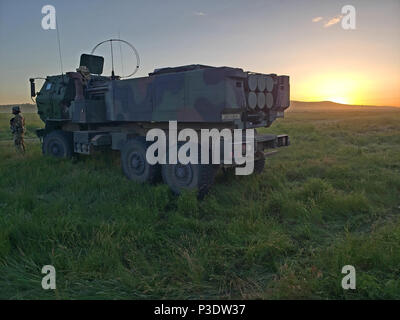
[42,130,73,158]
[162,162,215,199]
[121,137,160,184]
[254,157,266,174]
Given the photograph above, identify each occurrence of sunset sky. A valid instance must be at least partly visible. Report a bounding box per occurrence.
[0,0,399,106]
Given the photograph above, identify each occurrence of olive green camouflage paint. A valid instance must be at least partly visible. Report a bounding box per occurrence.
[36,75,75,122]
[35,64,290,128]
[105,66,247,123]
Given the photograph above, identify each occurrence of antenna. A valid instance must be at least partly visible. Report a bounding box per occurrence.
[91,39,140,78]
[55,17,64,82]
[110,40,115,78]
[118,31,125,76]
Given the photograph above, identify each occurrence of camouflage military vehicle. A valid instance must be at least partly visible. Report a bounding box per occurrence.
[30,41,290,197]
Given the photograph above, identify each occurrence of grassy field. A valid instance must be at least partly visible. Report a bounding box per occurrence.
[0,103,399,299]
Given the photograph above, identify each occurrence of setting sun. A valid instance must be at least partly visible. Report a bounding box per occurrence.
[328,97,349,104]
[290,69,400,106]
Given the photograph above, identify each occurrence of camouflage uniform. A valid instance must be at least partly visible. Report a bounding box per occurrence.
[77,65,91,85]
[10,106,26,154]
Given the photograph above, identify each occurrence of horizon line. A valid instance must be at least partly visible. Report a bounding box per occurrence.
[0,100,399,109]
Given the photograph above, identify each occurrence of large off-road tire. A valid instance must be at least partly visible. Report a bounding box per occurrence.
[121,137,160,184]
[162,162,215,199]
[42,130,73,158]
[253,156,266,174]
[161,143,216,199]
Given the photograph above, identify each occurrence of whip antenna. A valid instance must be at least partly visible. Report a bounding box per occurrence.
[55,18,64,80]
[110,40,115,78]
[118,31,125,76]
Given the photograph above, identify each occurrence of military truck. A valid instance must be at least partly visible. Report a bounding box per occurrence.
[30,40,290,197]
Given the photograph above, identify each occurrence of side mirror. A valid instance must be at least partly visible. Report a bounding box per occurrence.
[79,54,104,75]
[29,78,36,97]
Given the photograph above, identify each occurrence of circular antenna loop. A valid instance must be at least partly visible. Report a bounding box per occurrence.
[91,39,140,78]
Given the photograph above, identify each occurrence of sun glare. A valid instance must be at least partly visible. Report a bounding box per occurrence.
[329,97,350,104]
[293,72,375,105]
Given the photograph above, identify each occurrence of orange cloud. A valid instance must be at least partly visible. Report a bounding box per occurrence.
[324,15,343,27]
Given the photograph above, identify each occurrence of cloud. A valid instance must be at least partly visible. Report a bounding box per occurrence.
[312,17,323,23]
[194,11,206,16]
[324,15,343,28]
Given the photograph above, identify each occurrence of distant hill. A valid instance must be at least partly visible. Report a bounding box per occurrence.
[288,100,400,112]
[0,104,37,113]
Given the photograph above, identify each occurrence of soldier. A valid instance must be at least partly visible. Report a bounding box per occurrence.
[76,65,91,86]
[10,106,26,154]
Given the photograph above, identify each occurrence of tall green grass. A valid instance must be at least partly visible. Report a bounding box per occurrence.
[0,106,399,299]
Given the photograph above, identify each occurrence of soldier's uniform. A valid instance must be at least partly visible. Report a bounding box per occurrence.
[77,65,91,85]
[10,106,26,154]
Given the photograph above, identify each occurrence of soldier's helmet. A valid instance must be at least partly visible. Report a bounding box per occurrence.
[77,66,90,75]
[12,106,21,114]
